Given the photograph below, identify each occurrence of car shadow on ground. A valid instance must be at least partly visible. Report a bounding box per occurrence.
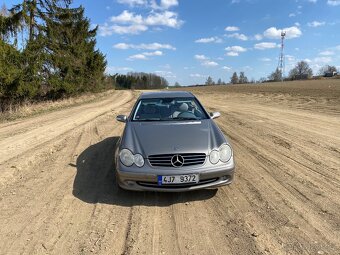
[72,137,217,207]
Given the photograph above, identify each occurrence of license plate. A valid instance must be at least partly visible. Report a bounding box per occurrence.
[158,174,199,185]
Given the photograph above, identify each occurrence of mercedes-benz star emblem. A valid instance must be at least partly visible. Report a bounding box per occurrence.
[171,155,184,167]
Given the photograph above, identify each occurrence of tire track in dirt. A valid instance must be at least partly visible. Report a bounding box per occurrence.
[0,90,133,165]
[211,99,340,254]
[0,91,137,254]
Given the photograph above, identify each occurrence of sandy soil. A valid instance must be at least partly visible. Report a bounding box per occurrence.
[0,81,339,255]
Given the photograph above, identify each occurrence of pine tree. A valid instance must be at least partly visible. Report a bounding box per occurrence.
[239,72,248,84]
[230,72,238,84]
[205,76,213,85]
[44,5,106,96]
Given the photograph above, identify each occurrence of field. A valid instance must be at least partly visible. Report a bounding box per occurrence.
[0,80,339,254]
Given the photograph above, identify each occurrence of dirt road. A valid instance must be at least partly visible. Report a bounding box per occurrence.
[0,83,339,255]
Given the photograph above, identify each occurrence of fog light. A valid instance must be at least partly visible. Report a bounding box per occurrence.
[126,181,134,186]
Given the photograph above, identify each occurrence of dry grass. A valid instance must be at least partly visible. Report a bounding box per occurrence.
[0,89,117,122]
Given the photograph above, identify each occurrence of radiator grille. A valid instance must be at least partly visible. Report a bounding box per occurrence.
[148,153,206,167]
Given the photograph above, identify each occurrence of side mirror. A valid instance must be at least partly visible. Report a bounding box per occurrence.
[210,112,221,119]
[116,115,127,123]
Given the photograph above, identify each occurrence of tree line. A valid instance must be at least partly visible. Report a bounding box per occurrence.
[198,62,338,87]
[267,62,338,82]
[202,72,253,85]
[108,72,168,90]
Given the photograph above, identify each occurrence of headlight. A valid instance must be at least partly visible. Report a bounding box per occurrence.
[119,149,134,166]
[119,149,145,167]
[209,150,219,164]
[134,154,144,167]
[219,144,232,162]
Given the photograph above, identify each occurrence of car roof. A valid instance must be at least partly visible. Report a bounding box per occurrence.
[139,91,194,99]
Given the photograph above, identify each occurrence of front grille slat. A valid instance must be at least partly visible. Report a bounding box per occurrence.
[148,153,206,167]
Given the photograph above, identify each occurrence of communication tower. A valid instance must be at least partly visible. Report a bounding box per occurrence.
[277,31,286,81]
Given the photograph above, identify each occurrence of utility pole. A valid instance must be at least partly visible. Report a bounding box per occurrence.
[277,31,286,82]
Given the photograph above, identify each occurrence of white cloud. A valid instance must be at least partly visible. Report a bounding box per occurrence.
[117,0,178,9]
[143,50,163,56]
[113,42,176,50]
[225,46,246,57]
[202,61,219,67]
[194,54,209,60]
[225,46,247,52]
[117,0,147,7]
[222,66,232,71]
[110,10,143,24]
[154,70,176,78]
[226,52,239,57]
[99,24,148,35]
[304,58,312,63]
[150,0,179,9]
[106,66,134,74]
[254,34,263,41]
[113,43,131,49]
[127,50,163,60]
[159,0,179,9]
[127,54,148,60]
[314,57,333,63]
[144,11,183,27]
[289,13,296,17]
[307,21,326,27]
[184,66,194,70]
[194,55,219,67]
[254,42,278,50]
[327,0,340,6]
[226,33,248,41]
[190,73,208,78]
[259,57,271,62]
[225,26,239,32]
[286,55,296,62]
[308,0,317,3]
[319,50,334,56]
[263,26,302,39]
[195,36,222,43]
[99,10,183,36]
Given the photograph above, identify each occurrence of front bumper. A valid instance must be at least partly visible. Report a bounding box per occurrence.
[115,159,235,192]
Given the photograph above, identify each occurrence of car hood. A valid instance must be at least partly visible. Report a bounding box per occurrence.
[120,119,227,156]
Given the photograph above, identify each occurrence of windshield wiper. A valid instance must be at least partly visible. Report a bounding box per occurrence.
[172,117,199,120]
[137,118,161,121]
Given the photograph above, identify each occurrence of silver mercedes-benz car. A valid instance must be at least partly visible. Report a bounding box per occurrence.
[115,91,235,192]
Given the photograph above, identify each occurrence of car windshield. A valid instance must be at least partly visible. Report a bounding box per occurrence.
[132,97,209,121]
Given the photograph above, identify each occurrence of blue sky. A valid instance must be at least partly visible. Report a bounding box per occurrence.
[5,0,340,85]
